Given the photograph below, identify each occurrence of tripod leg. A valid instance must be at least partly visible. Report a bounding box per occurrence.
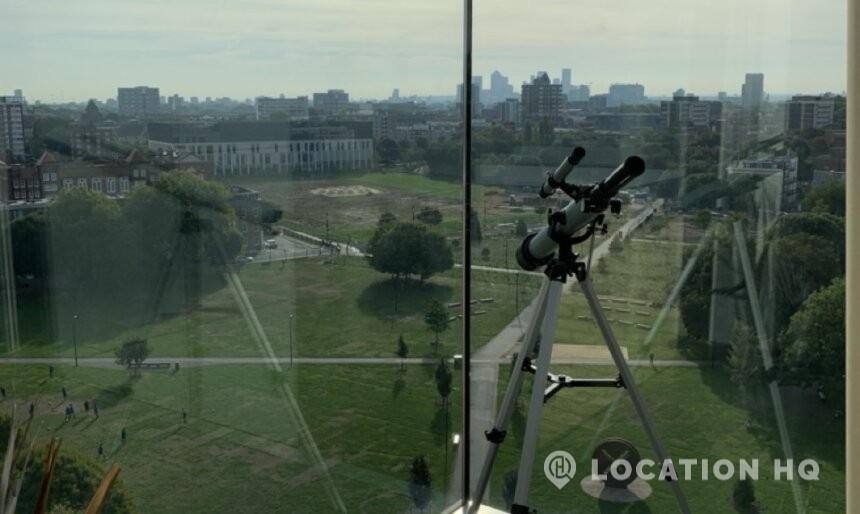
[470,277,552,511]
[512,279,566,510]
[579,276,691,514]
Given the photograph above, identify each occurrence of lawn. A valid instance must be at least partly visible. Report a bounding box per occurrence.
[551,237,705,361]
[8,257,541,360]
[1,362,462,514]
[482,366,845,513]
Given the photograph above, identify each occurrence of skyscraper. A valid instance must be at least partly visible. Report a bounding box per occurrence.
[784,95,835,131]
[485,71,515,104]
[741,73,764,108]
[561,68,571,89]
[0,96,27,162]
[607,84,645,107]
[117,86,160,118]
[521,72,562,123]
[457,81,482,118]
[312,90,349,114]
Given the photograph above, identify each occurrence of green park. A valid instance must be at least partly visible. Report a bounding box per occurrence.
[1,158,846,513]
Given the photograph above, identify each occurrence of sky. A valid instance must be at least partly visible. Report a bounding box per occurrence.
[2,0,847,103]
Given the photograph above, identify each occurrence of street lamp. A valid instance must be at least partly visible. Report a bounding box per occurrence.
[72,314,79,367]
[289,314,294,368]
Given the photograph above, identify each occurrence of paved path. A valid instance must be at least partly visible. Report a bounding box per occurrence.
[0,356,706,368]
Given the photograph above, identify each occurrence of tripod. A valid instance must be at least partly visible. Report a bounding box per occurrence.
[470,218,690,514]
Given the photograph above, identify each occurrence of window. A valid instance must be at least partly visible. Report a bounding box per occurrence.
[77,178,87,188]
[3,1,849,513]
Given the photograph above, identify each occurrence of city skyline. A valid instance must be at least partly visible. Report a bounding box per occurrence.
[2,0,847,102]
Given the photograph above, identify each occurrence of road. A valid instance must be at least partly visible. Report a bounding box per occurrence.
[245,231,364,265]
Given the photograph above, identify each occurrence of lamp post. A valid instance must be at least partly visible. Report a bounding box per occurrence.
[289,314,294,368]
[72,314,79,367]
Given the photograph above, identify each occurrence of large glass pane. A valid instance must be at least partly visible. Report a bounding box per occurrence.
[1,2,467,512]
[469,1,846,512]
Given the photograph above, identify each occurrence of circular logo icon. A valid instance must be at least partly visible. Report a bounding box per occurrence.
[544,450,576,489]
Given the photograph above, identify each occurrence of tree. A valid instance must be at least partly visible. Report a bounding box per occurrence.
[434,358,453,404]
[408,455,432,512]
[732,477,757,513]
[11,212,49,279]
[801,180,845,217]
[416,230,454,282]
[678,244,716,342]
[149,170,241,266]
[258,199,283,226]
[537,118,555,146]
[376,138,401,164]
[424,141,460,179]
[48,187,122,291]
[378,212,397,227]
[395,334,408,372]
[692,209,711,229]
[515,219,528,237]
[11,442,135,514]
[366,222,454,282]
[424,301,450,352]
[779,278,845,405]
[727,324,763,392]
[766,233,842,334]
[416,207,442,225]
[469,208,482,242]
[115,338,150,374]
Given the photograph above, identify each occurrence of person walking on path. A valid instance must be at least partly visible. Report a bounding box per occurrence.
[181,408,188,424]
[121,427,127,443]
[97,442,104,460]
[61,386,67,399]
[649,352,655,369]
[93,403,99,419]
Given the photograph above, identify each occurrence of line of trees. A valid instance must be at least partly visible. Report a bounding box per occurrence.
[679,201,846,404]
[10,170,242,342]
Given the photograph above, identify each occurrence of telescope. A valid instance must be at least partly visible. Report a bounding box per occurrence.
[473,147,692,514]
[516,151,646,270]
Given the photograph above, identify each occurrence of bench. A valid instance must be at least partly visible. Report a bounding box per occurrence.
[133,362,173,370]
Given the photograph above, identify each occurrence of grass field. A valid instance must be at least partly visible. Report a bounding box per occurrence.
[2,166,845,512]
[8,257,541,360]
[1,363,462,513]
[483,366,845,513]
[550,236,705,361]
[221,171,503,248]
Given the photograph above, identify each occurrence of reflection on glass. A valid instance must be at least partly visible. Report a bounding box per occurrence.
[469,1,846,512]
[1,1,470,512]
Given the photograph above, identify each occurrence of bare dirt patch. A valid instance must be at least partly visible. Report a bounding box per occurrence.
[310,185,382,197]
